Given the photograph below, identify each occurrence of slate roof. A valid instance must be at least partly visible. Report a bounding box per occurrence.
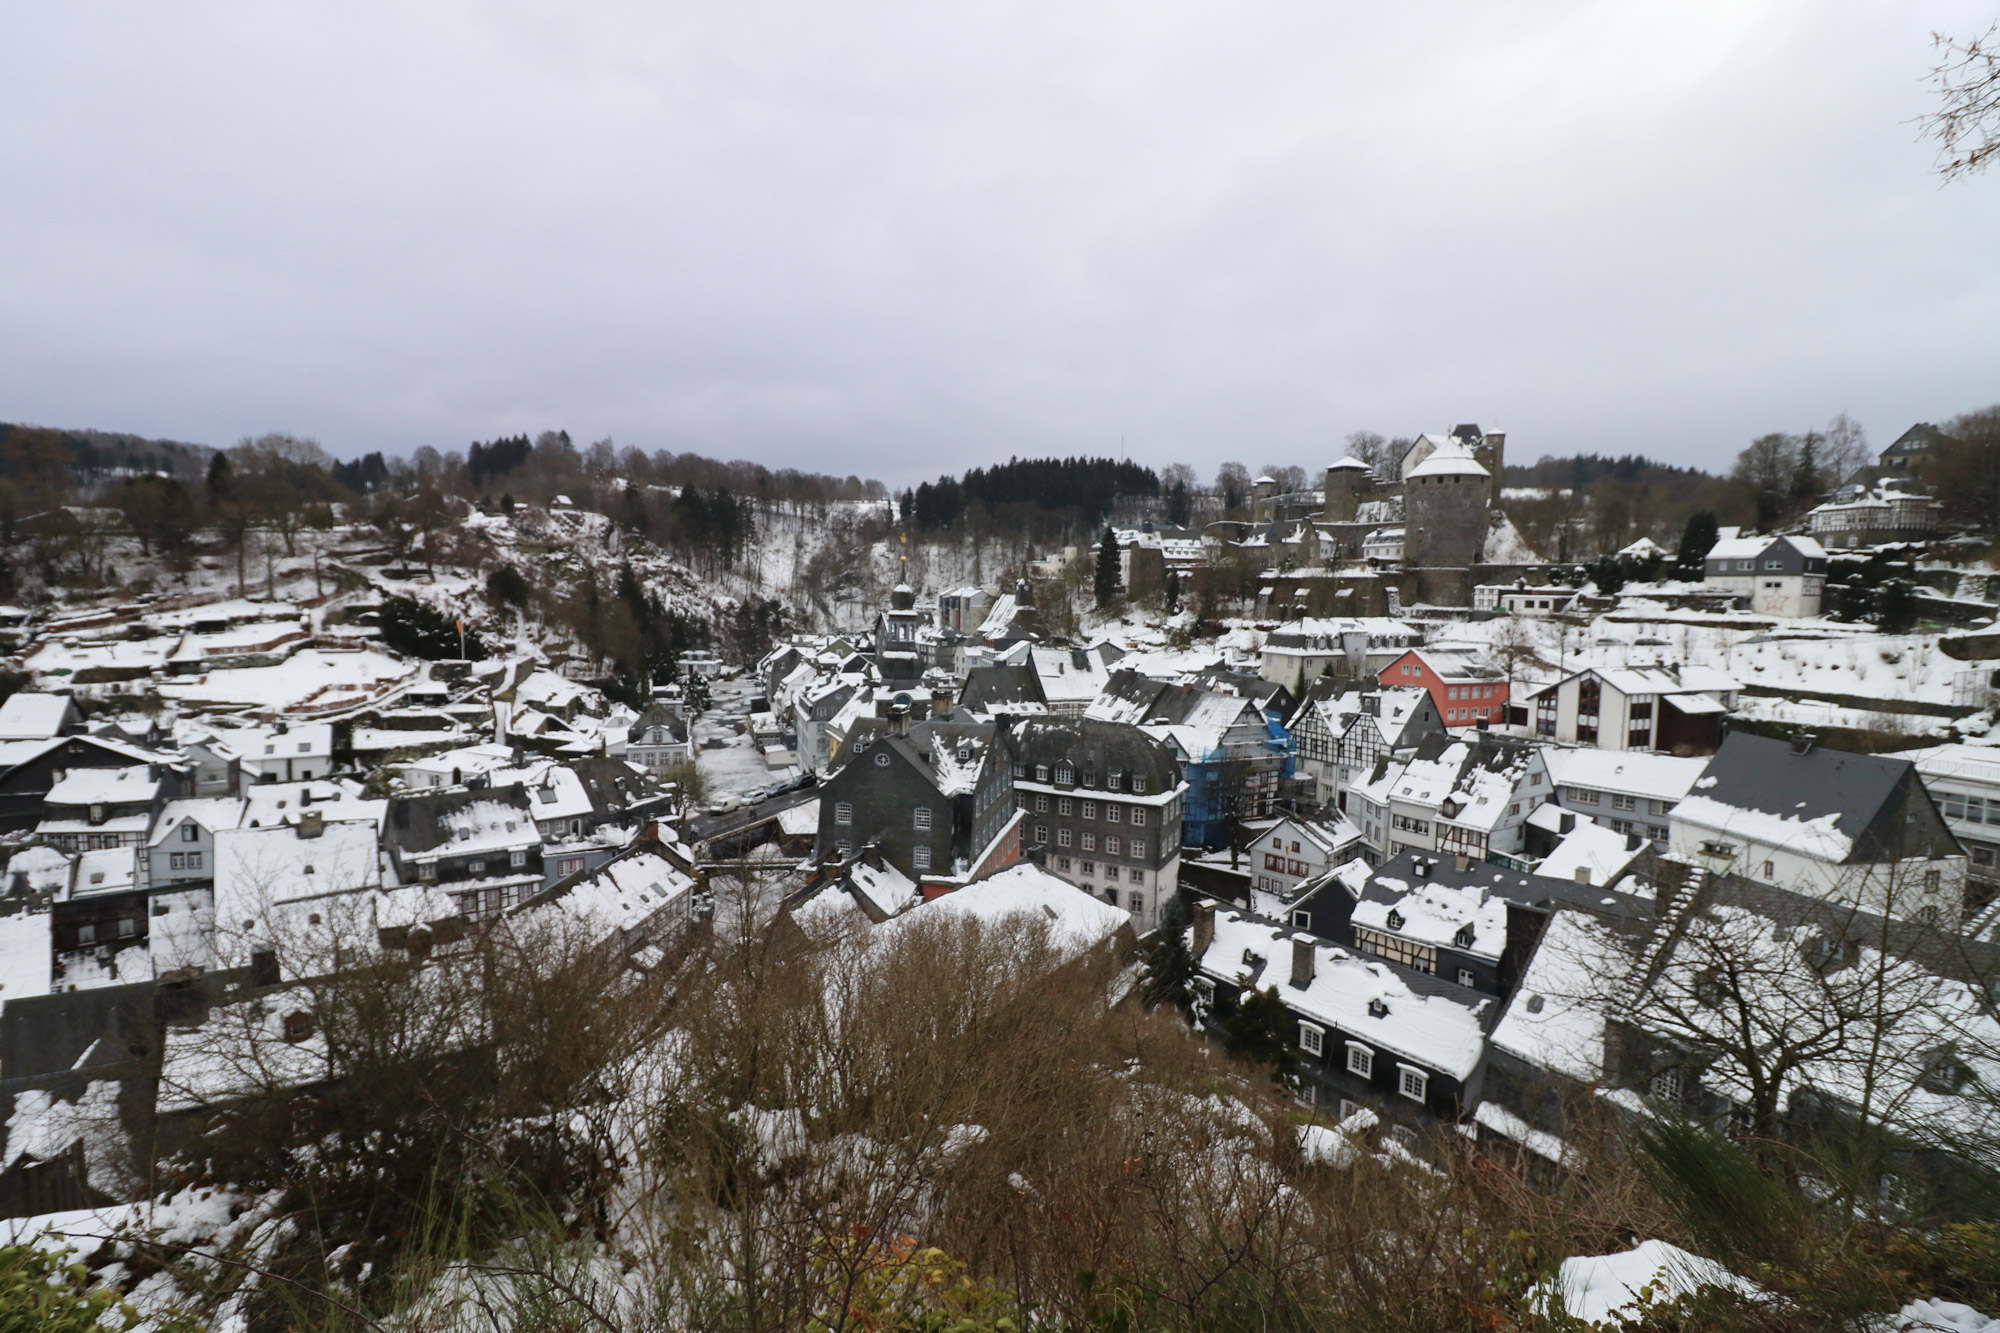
[959,665,1049,715]
[1008,718,1182,794]
[1683,732,1948,864]
[1881,422,1957,461]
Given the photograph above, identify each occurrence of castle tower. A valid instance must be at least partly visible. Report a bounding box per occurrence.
[1473,430,1505,508]
[1322,457,1371,523]
[1402,439,1490,605]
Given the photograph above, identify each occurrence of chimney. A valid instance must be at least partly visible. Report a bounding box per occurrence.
[888,701,911,737]
[1193,901,1216,958]
[299,811,325,839]
[930,685,954,719]
[1290,936,1317,987]
[1454,854,1469,872]
[1573,866,1590,884]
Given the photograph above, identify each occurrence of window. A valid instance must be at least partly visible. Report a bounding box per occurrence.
[913,845,932,870]
[1036,765,1050,781]
[835,839,852,856]
[1058,796,1072,815]
[1080,861,1096,877]
[1132,840,1148,860]
[1457,968,1475,988]
[1034,794,1049,813]
[1105,804,1121,823]
[1133,776,1147,793]
[170,853,185,870]
[875,754,890,767]
[1057,856,1072,871]
[1128,891,1144,912]
[470,860,486,874]
[118,917,136,938]
[1567,787,1599,805]
[182,823,199,843]
[1081,801,1097,819]
[1082,833,1096,851]
[1298,1023,1324,1056]
[1105,836,1121,856]
[1763,860,1775,879]
[188,852,202,869]
[1612,793,1636,812]
[1292,909,1312,929]
[1055,764,1074,784]
[1108,772,1123,791]
[835,802,853,826]
[418,862,437,881]
[1924,868,1941,892]
[1338,1098,1360,1122]
[914,806,932,831]
[1131,807,1147,827]
[78,923,97,945]
[1129,867,1145,883]
[1057,827,1072,847]
[284,1012,315,1043]
[1346,1044,1374,1077]
[1398,1066,1428,1102]
[1650,1068,1683,1102]
[1388,1125,1420,1153]
[510,849,527,867]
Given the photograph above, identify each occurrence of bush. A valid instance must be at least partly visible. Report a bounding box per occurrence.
[378,594,489,661]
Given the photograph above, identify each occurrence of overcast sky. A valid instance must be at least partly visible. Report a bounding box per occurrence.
[2,2,1995,486]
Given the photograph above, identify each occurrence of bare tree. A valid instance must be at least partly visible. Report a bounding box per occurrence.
[1922,22,2000,181]
[1343,431,1386,471]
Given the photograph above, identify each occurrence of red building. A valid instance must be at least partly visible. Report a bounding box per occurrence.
[1379,648,1509,728]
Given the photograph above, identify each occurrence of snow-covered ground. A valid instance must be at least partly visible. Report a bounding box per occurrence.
[695,675,797,801]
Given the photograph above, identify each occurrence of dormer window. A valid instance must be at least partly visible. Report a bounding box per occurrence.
[1055,764,1074,785]
[1367,998,1389,1018]
[1386,909,1404,931]
[1133,776,1147,794]
[1108,772,1122,791]
[1453,924,1475,949]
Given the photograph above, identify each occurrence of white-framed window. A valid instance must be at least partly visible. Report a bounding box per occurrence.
[1036,765,1050,782]
[1034,794,1048,813]
[1081,801,1097,819]
[470,860,486,874]
[1081,833,1096,852]
[1338,1098,1360,1122]
[170,853,185,870]
[510,849,527,867]
[1058,796,1072,816]
[1057,827,1072,847]
[1129,867,1144,883]
[182,823,199,843]
[1105,836,1121,856]
[1105,804,1121,824]
[1650,1068,1683,1102]
[1388,1124,1420,1152]
[1457,968,1475,988]
[1346,1043,1373,1078]
[1133,776,1147,793]
[835,839,852,856]
[1193,977,1215,1005]
[1291,909,1311,929]
[1131,807,1147,827]
[835,802,853,826]
[1128,891,1144,912]
[1298,1022,1324,1056]
[418,862,437,881]
[914,806,932,831]
[1398,1065,1428,1102]
[913,845,932,871]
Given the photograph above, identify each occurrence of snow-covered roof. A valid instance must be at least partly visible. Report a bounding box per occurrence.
[1199,909,1493,1078]
[0,909,51,1002]
[525,849,693,941]
[1535,821,1644,889]
[46,764,160,807]
[1327,456,1370,471]
[1488,910,1623,1081]
[148,797,248,848]
[1353,873,1511,960]
[73,847,137,897]
[0,692,72,740]
[1543,749,1709,802]
[1404,437,1490,480]
[885,865,1130,962]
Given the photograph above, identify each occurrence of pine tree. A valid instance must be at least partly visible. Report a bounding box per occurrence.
[1163,568,1181,614]
[1166,479,1191,527]
[1677,510,1719,576]
[1094,528,1120,610]
[1138,894,1195,1013]
[1225,985,1300,1087]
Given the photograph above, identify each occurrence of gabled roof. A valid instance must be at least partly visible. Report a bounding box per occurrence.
[1673,732,1946,864]
[1881,422,1957,459]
